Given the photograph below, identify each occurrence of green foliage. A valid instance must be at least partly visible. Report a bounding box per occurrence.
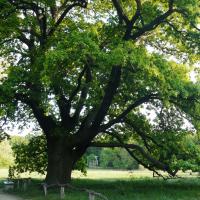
[86,147,102,158]
[12,135,47,174]
[0,139,14,168]
[100,148,138,170]
[11,135,87,175]
[6,177,200,200]
[0,0,200,179]
[8,166,15,179]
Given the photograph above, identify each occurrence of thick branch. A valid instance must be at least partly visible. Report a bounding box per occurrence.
[131,0,142,24]
[91,66,121,130]
[131,10,174,40]
[52,65,88,127]
[20,28,40,40]
[124,117,162,149]
[99,130,171,177]
[105,130,177,176]
[50,1,57,20]
[126,0,175,40]
[17,33,31,48]
[100,94,158,131]
[15,93,56,134]
[111,0,129,24]
[68,65,88,103]
[53,86,71,126]
[48,0,87,36]
[7,0,40,11]
[125,147,168,178]
[72,66,92,123]
[72,66,121,147]
[8,0,47,45]
[124,0,142,39]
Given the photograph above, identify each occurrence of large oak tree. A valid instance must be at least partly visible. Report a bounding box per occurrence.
[0,0,200,184]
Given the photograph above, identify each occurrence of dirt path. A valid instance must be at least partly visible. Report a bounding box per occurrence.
[0,189,23,200]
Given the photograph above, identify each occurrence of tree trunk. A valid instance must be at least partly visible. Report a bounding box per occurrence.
[45,137,74,185]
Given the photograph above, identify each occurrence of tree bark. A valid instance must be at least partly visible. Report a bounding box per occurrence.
[45,153,73,184]
[45,136,74,184]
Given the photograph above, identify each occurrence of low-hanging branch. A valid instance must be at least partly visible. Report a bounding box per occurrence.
[124,117,163,149]
[97,129,177,177]
[90,142,168,170]
[99,93,158,132]
[106,130,175,178]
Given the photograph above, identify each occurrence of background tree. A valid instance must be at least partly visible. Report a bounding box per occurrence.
[100,148,138,170]
[0,0,200,184]
[0,139,14,168]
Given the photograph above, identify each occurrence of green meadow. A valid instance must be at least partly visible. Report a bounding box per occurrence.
[1,169,200,200]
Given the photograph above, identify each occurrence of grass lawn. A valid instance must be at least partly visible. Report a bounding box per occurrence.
[1,169,200,200]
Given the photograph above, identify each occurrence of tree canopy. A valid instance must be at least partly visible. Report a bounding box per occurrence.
[0,0,200,183]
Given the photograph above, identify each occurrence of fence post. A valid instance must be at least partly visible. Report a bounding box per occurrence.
[17,179,20,189]
[43,184,47,197]
[60,186,65,199]
[89,192,95,200]
[23,180,27,191]
[27,178,31,185]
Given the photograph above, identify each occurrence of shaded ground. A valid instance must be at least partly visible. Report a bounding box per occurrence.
[0,189,22,200]
[6,178,200,200]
